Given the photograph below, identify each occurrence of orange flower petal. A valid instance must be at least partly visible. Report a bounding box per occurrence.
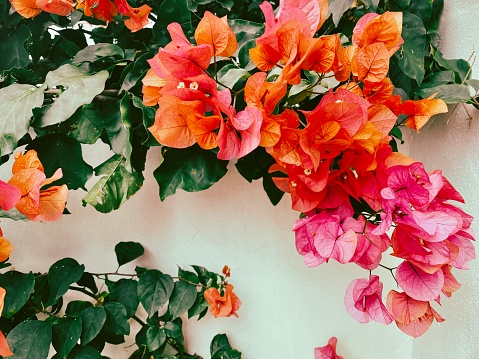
[12,150,44,174]
[9,0,41,18]
[195,11,237,57]
[0,232,13,262]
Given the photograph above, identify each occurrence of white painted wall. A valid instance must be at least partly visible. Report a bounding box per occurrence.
[2,2,479,358]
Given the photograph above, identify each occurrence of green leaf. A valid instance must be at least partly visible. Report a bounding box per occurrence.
[262,172,284,206]
[154,145,229,201]
[168,281,197,320]
[187,292,209,319]
[0,271,35,318]
[114,241,145,267]
[119,52,152,93]
[432,46,470,83]
[238,39,257,70]
[7,321,52,359]
[0,83,45,156]
[103,302,130,336]
[76,273,98,294]
[218,68,250,91]
[145,326,166,352]
[67,346,102,359]
[0,25,30,72]
[48,258,85,302]
[107,278,139,318]
[416,84,471,103]
[39,65,109,127]
[164,320,182,339]
[82,154,144,213]
[235,147,275,183]
[65,301,93,317]
[328,0,355,27]
[395,13,427,85]
[420,70,456,88]
[210,334,232,359]
[177,268,199,285]
[131,95,158,146]
[52,317,83,358]
[26,134,93,191]
[80,307,107,346]
[137,270,174,318]
[154,0,191,45]
[73,44,125,63]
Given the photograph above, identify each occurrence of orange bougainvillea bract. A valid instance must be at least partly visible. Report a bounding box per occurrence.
[204,284,241,318]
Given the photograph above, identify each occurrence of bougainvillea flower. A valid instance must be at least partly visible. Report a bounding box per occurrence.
[314,337,344,359]
[77,0,117,22]
[249,43,281,71]
[344,275,393,324]
[0,286,5,316]
[141,69,166,106]
[343,216,390,270]
[204,284,241,318]
[0,229,13,263]
[277,0,329,34]
[217,106,263,160]
[7,151,68,222]
[149,96,202,148]
[352,12,403,55]
[396,260,445,301]
[0,181,21,211]
[9,0,42,18]
[386,162,431,208]
[386,290,444,337]
[0,330,13,358]
[354,42,390,83]
[402,95,448,131]
[114,0,151,32]
[36,0,74,16]
[363,78,394,104]
[195,11,237,57]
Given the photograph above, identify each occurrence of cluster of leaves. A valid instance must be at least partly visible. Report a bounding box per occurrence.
[0,241,241,358]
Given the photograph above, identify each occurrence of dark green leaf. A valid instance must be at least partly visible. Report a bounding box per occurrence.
[26,134,93,190]
[389,126,403,142]
[187,292,209,319]
[80,307,107,346]
[154,145,229,201]
[395,13,427,85]
[0,83,45,156]
[210,334,232,359]
[420,70,456,88]
[131,95,158,146]
[145,326,166,352]
[177,268,199,285]
[103,302,130,336]
[76,273,98,294]
[7,321,52,359]
[235,147,275,182]
[65,301,93,317]
[0,271,35,318]
[107,278,139,318]
[238,39,257,70]
[114,241,145,267]
[82,154,144,213]
[48,258,85,302]
[0,25,30,72]
[168,281,197,320]
[52,317,83,358]
[119,52,152,93]
[67,345,102,359]
[164,320,182,339]
[262,173,284,206]
[154,0,191,45]
[137,270,174,318]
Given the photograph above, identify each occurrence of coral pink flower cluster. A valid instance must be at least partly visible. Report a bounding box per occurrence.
[138,0,474,339]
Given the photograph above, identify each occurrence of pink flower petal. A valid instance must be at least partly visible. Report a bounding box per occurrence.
[0,180,22,211]
[396,261,445,301]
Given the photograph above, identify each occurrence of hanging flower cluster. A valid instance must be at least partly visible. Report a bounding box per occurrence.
[142,0,475,338]
[9,0,151,32]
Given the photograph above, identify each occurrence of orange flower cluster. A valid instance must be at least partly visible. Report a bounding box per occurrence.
[9,0,151,32]
[204,284,241,318]
[0,150,68,222]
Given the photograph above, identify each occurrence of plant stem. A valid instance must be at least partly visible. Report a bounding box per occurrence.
[69,286,98,299]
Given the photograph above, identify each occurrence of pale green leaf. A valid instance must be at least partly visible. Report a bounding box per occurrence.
[40,65,109,127]
[0,83,45,156]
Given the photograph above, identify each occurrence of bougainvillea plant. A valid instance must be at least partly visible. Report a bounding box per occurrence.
[0,240,242,358]
[0,0,478,356]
